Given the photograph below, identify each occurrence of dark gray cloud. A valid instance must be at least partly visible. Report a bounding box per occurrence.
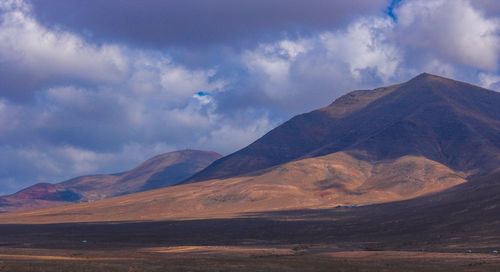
[28,0,387,48]
[472,0,500,17]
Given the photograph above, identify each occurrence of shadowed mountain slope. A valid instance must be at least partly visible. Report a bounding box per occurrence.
[0,150,221,211]
[187,73,500,182]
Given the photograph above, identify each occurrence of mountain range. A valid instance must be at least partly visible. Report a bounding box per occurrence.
[2,73,499,224]
[0,150,221,211]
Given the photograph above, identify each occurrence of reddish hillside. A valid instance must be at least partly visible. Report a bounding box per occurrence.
[0,150,221,211]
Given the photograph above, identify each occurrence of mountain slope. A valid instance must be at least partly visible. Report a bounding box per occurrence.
[59,149,222,198]
[0,152,467,223]
[187,73,500,182]
[0,150,221,211]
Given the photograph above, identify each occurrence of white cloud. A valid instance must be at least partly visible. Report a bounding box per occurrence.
[479,73,500,91]
[240,17,402,113]
[243,39,310,99]
[395,0,500,71]
[0,3,127,89]
[320,17,400,81]
[196,115,275,154]
[0,0,29,12]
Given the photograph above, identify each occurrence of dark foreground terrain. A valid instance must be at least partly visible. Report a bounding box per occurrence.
[1,247,500,272]
[2,200,500,271]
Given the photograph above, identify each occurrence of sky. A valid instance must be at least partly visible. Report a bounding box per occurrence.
[0,0,499,194]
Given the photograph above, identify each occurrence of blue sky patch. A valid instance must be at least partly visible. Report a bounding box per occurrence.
[386,0,404,21]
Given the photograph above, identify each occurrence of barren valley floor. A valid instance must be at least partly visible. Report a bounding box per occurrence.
[1,206,500,271]
[1,248,500,272]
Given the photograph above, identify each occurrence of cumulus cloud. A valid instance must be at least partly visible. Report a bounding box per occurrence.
[479,73,500,91]
[320,18,400,81]
[236,17,401,114]
[242,39,311,100]
[0,1,127,99]
[394,0,499,71]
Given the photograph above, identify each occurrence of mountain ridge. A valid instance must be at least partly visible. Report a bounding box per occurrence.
[186,73,500,183]
[3,73,500,223]
[0,149,221,211]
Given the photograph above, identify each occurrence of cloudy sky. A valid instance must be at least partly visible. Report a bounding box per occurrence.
[0,0,499,194]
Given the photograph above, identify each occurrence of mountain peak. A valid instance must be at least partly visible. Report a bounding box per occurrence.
[413,72,436,79]
[407,72,455,85]
[187,74,500,183]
